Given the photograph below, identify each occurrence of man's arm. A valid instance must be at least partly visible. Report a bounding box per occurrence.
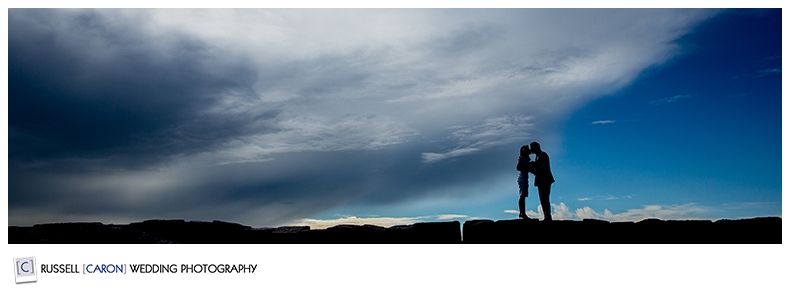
[516,156,533,172]
[530,153,546,174]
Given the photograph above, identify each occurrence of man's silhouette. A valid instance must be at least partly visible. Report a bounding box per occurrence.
[530,142,555,221]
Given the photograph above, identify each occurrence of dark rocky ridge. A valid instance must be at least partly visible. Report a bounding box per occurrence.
[9,217,781,244]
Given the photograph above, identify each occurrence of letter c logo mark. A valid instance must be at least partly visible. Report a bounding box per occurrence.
[20,261,30,273]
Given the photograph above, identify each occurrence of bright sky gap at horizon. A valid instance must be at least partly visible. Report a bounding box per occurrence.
[7,9,781,229]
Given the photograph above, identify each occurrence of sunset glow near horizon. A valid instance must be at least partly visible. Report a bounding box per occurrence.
[8,9,781,228]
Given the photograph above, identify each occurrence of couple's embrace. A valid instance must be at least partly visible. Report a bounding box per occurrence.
[516,141,555,221]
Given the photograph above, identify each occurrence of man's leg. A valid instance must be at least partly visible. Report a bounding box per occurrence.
[539,184,552,221]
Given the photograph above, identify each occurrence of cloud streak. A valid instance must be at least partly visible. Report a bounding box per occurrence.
[422,115,534,163]
[650,94,692,105]
[577,194,634,201]
[591,120,616,125]
[755,68,781,78]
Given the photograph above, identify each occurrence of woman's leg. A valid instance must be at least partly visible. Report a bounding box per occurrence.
[518,181,528,218]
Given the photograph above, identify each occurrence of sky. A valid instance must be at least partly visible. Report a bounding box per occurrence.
[6,8,782,228]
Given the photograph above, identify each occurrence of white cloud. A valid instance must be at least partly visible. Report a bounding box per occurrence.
[130,9,716,131]
[286,214,469,229]
[574,203,707,221]
[126,10,715,168]
[436,214,469,220]
[591,120,616,125]
[286,216,424,229]
[505,202,707,222]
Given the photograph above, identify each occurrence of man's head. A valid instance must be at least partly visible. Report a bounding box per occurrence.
[529,142,541,154]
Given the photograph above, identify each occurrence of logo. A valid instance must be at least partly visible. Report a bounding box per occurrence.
[14,256,37,284]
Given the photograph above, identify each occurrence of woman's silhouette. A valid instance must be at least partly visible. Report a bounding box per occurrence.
[516,145,532,219]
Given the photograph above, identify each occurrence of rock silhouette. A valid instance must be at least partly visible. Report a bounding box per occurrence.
[9,217,780,244]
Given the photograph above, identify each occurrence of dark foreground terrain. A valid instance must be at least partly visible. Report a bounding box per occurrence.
[9,217,781,244]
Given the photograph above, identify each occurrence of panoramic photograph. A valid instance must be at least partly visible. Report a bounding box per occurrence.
[8,8,781,243]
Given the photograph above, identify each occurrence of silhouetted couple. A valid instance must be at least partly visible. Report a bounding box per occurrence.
[516,141,555,221]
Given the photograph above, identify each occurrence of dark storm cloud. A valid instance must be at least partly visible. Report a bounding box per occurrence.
[9,9,275,170]
[9,142,515,225]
